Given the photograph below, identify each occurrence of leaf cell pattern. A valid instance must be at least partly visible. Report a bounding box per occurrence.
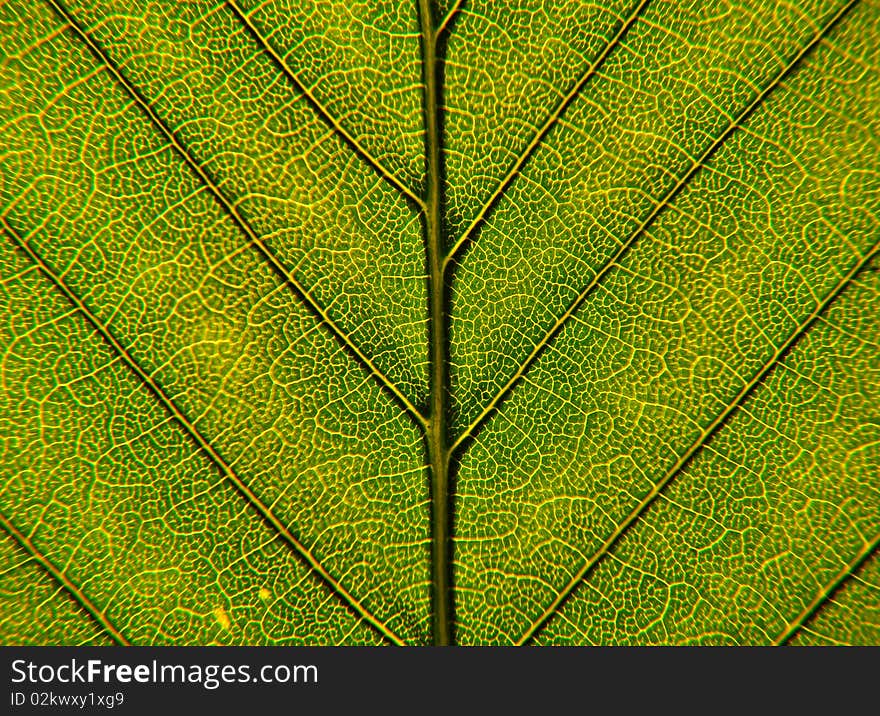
[0,0,877,645]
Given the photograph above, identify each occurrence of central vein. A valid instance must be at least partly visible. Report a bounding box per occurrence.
[418,0,452,646]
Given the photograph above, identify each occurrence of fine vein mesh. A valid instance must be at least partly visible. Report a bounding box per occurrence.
[448,0,842,433]
[535,265,880,645]
[0,0,431,644]
[57,0,430,406]
[454,0,879,644]
[0,246,386,645]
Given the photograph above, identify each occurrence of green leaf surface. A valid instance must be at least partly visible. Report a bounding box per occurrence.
[0,0,877,645]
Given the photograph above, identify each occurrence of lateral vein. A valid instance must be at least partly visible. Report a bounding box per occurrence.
[450,0,860,453]
[0,510,130,646]
[43,0,428,431]
[442,0,650,269]
[436,0,465,37]
[1,220,405,647]
[517,237,880,645]
[225,0,427,211]
[774,530,880,645]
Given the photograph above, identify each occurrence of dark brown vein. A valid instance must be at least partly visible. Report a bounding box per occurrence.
[775,529,880,645]
[0,510,130,646]
[44,0,428,432]
[1,220,404,646]
[442,0,650,269]
[225,0,426,211]
[517,236,880,645]
[450,0,859,453]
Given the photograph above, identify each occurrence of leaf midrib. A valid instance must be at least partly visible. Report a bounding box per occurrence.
[3,0,874,646]
[418,0,454,646]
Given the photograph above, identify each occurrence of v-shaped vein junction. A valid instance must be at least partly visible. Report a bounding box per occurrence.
[0,0,877,646]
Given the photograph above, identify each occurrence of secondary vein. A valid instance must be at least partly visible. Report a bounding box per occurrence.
[517,236,880,645]
[774,529,880,645]
[449,0,860,454]
[43,0,428,432]
[0,509,130,646]
[436,0,465,38]
[1,220,405,647]
[226,0,427,211]
[442,0,650,269]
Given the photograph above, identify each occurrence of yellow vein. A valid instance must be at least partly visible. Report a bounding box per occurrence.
[517,237,880,645]
[442,0,650,269]
[774,530,880,645]
[226,0,426,211]
[1,220,405,647]
[44,0,428,431]
[0,510,130,646]
[450,0,858,453]
[437,0,465,38]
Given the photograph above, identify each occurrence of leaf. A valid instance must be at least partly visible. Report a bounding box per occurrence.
[0,0,877,645]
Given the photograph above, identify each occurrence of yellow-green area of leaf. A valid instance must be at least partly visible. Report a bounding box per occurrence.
[0,0,877,645]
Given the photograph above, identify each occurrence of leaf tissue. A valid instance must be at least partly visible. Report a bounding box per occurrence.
[0,0,877,645]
